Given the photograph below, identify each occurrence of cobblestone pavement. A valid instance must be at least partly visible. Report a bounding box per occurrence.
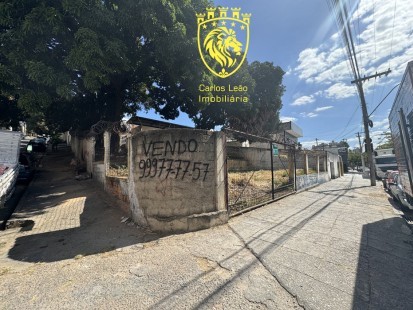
[0,150,412,309]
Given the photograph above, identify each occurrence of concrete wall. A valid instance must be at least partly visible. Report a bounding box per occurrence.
[227,146,328,175]
[227,146,290,171]
[93,162,106,187]
[296,172,330,191]
[70,135,83,160]
[327,152,343,179]
[82,137,95,174]
[105,176,130,215]
[70,135,95,174]
[92,162,130,215]
[130,129,227,233]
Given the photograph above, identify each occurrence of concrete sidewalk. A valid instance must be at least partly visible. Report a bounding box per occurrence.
[0,150,412,309]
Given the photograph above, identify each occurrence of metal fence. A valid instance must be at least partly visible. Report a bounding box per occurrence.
[224,129,296,215]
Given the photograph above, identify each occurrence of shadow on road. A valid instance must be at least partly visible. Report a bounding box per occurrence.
[5,148,158,263]
[149,176,357,309]
[352,201,413,309]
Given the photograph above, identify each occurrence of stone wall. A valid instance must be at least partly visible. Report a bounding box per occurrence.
[130,129,227,233]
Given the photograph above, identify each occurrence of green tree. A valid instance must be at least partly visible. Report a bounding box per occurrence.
[337,140,349,148]
[193,61,285,137]
[348,149,362,169]
[0,0,211,132]
[376,132,394,150]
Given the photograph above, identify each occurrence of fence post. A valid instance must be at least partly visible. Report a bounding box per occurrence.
[304,153,309,175]
[289,147,296,191]
[104,131,111,176]
[270,142,275,200]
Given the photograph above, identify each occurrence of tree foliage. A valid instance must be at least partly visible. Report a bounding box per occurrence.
[193,61,285,137]
[1,1,285,136]
[0,0,212,132]
[348,149,362,169]
[376,132,394,150]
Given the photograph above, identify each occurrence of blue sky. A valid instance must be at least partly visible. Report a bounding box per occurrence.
[138,0,413,149]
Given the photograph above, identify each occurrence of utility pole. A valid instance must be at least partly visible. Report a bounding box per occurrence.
[356,132,365,172]
[330,0,391,186]
[352,69,390,186]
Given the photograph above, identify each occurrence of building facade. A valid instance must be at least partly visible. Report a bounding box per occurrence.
[389,61,413,205]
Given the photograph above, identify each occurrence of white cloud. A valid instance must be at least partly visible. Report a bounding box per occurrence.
[325,83,357,100]
[372,118,389,130]
[293,0,413,100]
[315,106,333,112]
[280,116,297,122]
[291,95,315,106]
[300,112,318,118]
[284,66,293,76]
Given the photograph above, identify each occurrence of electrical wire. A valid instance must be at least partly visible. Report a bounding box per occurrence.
[337,123,363,141]
[368,83,400,117]
[333,104,360,140]
[355,0,363,75]
[373,0,377,61]
[389,0,397,69]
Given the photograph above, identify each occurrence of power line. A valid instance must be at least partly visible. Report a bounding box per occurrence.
[373,0,377,61]
[389,0,397,69]
[368,83,400,117]
[333,104,360,140]
[338,123,363,141]
[329,0,393,186]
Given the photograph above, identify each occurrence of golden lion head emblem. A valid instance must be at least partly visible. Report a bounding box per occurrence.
[203,27,243,69]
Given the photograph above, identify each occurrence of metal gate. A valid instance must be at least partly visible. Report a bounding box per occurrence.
[224,129,296,215]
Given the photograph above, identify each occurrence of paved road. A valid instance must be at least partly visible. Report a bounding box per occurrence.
[0,150,412,309]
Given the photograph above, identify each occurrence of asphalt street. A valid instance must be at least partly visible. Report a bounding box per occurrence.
[0,149,412,309]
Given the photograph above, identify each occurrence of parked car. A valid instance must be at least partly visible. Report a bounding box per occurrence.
[382,170,396,191]
[27,138,47,153]
[17,152,36,183]
[388,172,413,211]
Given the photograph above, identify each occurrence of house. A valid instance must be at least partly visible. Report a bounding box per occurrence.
[312,142,349,172]
[275,121,303,146]
[127,116,191,131]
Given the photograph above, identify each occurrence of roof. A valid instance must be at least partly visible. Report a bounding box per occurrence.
[278,121,303,138]
[127,116,192,130]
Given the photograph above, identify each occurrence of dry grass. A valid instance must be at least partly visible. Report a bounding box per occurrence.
[228,169,290,190]
[227,168,317,212]
[227,169,291,211]
[107,165,128,178]
[296,168,317,176]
